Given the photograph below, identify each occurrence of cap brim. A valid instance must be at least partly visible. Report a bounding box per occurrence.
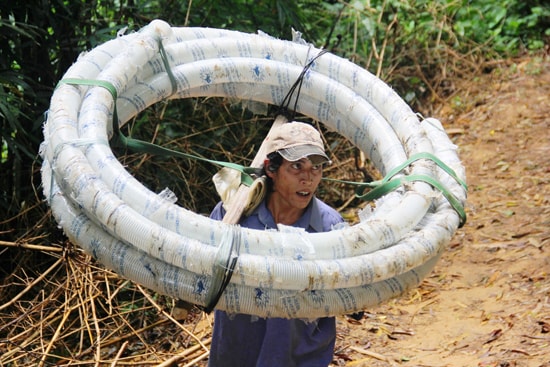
[278,144,330,164]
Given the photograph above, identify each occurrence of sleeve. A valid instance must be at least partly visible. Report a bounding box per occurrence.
[210,201,226,221]
[317,199,344,232]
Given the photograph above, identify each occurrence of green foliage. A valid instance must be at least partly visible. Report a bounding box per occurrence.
[453,0,550,53]
[0,16,45,219]
[307,0,549,105]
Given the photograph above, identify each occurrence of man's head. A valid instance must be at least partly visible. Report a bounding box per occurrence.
[264,121,330,166]
[262,122,329,211]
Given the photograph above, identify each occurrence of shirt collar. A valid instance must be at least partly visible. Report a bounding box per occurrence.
[255,198,324,233]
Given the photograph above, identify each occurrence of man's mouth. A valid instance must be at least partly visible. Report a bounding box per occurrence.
[297,191,311,197]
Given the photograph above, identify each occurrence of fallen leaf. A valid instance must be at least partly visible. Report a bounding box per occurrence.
[500,209,515,218]
[348,345,393,362]
[484,329,503,344]
[509,348,531,356]
[485,271,501,286]
[538,320,550,333]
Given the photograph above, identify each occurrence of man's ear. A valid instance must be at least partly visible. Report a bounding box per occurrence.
[264,159,276,178]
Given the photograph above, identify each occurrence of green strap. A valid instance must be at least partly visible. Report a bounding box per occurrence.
[157,38,178,95]
[58,75,467,225]
[357,173,466,227]
[348,152,467,227]
[57,42,467,227]
[58,36,260,186]
[57,78,257,187]
[322,151,467,227]
[379,152,467,191]
[57,76,466,226]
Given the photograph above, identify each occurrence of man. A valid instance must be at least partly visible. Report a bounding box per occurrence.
[208,121,343,367]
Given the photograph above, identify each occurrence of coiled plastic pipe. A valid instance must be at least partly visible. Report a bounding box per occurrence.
[40,20,467,318]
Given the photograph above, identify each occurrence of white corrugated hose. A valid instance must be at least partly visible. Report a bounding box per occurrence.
[40,19,467,318]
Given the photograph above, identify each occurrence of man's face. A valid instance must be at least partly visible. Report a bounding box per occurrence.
[268,157,323,210]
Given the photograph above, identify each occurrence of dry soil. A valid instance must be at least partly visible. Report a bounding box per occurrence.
[332,55,549,367]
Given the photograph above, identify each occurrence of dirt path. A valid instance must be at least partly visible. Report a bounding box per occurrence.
[334,56,550,367]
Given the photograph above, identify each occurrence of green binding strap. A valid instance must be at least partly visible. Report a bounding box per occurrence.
[357,173,467,227]
[380,152,467,191]
[157,38,178,95]
[352,152,467,227]
[322,152,467,227]
[57,78,258,187]
[58,36,258,186]
[57,77,467,226]
[57,36,466,227]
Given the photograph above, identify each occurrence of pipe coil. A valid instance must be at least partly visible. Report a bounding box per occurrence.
[40,20,467,318]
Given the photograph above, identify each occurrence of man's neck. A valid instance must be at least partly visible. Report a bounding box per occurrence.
[266,193,308,225]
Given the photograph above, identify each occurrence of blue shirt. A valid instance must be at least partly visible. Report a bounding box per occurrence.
[208,197,343,367]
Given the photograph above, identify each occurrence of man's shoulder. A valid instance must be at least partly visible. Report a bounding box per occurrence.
[313,198,344,228]
[314,197,340,216]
